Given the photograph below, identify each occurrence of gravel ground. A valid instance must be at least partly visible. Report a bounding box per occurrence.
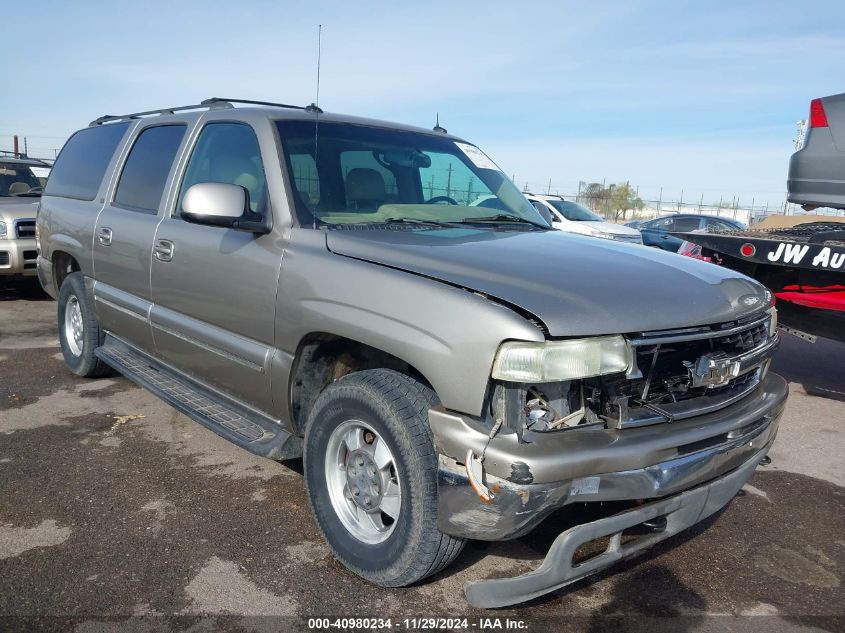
[1,279,843,633]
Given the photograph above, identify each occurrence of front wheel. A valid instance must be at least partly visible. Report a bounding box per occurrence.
[304,369,465,587]
[57,272,111,377]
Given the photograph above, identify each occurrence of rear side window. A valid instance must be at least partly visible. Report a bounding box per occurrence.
[44,123,130,201]
[114,125,186,214]
[673,217,702,232]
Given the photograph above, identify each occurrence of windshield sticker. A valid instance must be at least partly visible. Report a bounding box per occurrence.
[455,142,500,171]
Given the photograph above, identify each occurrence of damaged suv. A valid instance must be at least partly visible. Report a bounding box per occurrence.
[37,98,787,608]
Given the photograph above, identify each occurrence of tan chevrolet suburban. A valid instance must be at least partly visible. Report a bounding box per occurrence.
[37,98,787,608]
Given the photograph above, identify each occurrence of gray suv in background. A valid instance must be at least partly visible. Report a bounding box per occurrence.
[37,98,787,608]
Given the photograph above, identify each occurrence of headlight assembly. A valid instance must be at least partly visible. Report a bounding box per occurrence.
[492,335,632,383]
[0,221,7,239]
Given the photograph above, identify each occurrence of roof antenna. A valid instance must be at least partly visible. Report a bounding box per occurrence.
[433,112,447,134]
[308,24,323,230]
[305,24,323,114]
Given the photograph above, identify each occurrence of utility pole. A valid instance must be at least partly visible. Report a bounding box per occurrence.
[446,163,452,199]
[658,187,662,213]
[466,176,474,205]
[23,137,28,157]
[679,189,683,212]
[547,178,552,195]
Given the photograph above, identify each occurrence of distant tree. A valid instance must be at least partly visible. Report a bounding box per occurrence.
[581,182,605,211]
[579,181,643,221]
[607,182,644,222]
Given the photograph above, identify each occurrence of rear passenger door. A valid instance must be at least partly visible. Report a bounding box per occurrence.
[149,120,281,414]
[92,123,188,354]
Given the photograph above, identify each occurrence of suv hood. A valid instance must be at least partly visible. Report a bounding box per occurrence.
[0,197,39,222]
[577,221,641,236]
[326,228,769,337]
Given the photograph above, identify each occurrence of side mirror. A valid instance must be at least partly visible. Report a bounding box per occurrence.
[552,216,562,223]
[181,182,270,234]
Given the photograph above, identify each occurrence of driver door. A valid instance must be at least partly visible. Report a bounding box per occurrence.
[149,120,282,413]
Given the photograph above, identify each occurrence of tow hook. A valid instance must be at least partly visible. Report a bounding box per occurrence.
[759,455,772,466]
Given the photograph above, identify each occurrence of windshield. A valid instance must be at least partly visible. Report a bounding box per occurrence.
[547,199,603,221]
[276,120,549,228]
[0,163,42,196]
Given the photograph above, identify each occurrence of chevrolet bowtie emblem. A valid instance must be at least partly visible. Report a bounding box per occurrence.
[684,352,741,389]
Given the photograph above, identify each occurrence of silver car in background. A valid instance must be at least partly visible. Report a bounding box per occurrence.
[788,92,845,210]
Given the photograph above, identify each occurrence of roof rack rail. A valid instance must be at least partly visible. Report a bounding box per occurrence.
[201,97,323,113]
[89,97,322,126]
[89,99,234,126]
[0,151,53,167]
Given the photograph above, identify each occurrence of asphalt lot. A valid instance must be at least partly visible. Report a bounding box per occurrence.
[1,279,843,633]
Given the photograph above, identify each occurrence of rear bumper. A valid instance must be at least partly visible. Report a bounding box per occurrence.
[463,442,769,608]
[0,239,38,277]
[787,129,845,210]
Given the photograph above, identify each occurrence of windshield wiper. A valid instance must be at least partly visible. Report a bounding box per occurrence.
[458,214,551,230]
[382,218,459,228]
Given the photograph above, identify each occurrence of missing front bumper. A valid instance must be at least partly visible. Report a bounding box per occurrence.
[463,442,770,608]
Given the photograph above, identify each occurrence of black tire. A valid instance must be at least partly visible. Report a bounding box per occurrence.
[57,271,111,377]
[304,369,465,587]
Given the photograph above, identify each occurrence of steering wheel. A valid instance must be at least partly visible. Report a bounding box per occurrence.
[426,195,458,205]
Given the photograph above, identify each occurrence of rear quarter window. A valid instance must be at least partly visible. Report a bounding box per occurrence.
[44,123,130,201]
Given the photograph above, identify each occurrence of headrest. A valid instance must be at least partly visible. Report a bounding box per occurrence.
[345,168,385,204]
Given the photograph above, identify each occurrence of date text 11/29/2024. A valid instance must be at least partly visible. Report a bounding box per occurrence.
[307,617,528,630]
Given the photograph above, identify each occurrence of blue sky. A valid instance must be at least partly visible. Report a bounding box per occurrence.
[3,0,844,207]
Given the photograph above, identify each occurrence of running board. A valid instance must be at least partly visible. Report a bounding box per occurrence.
[95,336,302,460]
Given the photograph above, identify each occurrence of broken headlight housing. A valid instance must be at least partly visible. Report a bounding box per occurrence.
[491,335,632,383]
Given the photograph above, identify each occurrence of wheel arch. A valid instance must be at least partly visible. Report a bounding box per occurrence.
[288,332,434,436]
[52,250,82,292]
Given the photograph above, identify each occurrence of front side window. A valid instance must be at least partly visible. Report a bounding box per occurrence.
[177,122,267,217]
[44,123,130,201]
[276,120,547,228]
[114,124,186,214]
[649,217,674,230]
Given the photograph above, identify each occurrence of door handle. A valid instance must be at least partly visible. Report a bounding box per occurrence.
[154,239,174,262]
[98,227,113,246]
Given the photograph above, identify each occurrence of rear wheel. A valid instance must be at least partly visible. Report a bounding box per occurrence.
[304,369,465,586]
[57,272,111,377]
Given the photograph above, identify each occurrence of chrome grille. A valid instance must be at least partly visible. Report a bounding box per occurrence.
[597,311,777,428]
[15,219,35,239]
[612,234,642,244]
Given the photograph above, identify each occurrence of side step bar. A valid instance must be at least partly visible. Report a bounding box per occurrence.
[95,335,301,460]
